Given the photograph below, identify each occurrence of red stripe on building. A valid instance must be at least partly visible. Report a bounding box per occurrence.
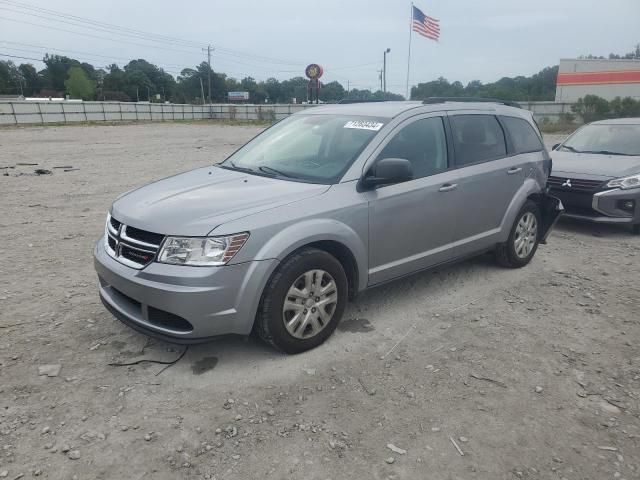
[557,70,640,85]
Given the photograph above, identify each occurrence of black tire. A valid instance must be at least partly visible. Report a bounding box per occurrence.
[495,201,541,268]
[255,248,348,354]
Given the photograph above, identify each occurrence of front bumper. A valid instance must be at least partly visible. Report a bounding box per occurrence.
[550,187,640,225]
[94,237,278,343]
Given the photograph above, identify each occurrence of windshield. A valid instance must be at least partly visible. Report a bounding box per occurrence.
[220,114,385,183]
[560,124,640,156]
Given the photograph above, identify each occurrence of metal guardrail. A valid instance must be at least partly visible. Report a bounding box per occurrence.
[0,100,573,126]
[0,101,317,125]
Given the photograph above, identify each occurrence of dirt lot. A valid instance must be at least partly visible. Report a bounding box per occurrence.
[1,123,639,480]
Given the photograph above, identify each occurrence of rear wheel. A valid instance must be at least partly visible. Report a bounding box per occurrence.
[256,248,347,354]
[495,201,541,268]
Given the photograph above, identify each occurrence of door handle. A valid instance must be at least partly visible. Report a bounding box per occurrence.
[507,167,523,175]
[438,183,458,192]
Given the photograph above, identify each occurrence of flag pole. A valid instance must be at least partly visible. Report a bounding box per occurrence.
[405,2,413,100]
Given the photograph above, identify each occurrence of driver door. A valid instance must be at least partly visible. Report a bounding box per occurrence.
[364,115,463,285]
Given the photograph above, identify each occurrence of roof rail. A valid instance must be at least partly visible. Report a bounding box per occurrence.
[421,97,522,108]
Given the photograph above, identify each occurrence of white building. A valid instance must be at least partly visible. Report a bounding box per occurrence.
[555,58,640,102]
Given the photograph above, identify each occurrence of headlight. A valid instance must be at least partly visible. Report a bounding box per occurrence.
[607,173,640,190]
[158,232,249,266]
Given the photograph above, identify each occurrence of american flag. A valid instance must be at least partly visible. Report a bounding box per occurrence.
[412,5,440,41]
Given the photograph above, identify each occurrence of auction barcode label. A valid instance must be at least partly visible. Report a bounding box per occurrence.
[343,121,384,131]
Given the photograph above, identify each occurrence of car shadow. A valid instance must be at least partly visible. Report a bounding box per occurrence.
[111,218,637,384]
[130,251,509,386]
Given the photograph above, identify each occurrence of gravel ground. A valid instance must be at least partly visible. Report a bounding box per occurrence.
[1,123,639,480]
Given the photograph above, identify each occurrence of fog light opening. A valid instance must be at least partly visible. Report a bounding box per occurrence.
[617,200,635,212]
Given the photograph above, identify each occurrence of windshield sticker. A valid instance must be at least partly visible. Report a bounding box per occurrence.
[343,120,384,131]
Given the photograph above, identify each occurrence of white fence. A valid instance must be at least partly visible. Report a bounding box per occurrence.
[0,101,318,125]
[0,100,573,126]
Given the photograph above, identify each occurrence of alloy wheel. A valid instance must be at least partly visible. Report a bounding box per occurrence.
[282,269,338,339]
[514,212,538,259]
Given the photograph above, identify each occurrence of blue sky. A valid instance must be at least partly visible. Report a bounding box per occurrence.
[1,0,639,95]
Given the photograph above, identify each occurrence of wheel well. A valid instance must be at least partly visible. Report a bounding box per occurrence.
[305,240,359,301]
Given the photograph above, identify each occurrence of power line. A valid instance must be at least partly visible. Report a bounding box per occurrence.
[0,0,206,48]
[0,0,305,67]
[0,17,204,56]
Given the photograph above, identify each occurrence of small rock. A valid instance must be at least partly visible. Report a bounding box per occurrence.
[235,414,243,421]
[143,434,152,441]
[459,436,469,443]
[387,443,406,455]
[431,427,441,432]
[267,409,275,416]
[535,386,543,393]
[0,471,7,478]
[303,368,316,376]
[61,445,70,453]
[385,457,395,464]
[67,450,81,460]
[231,454,240,460]
[41,427,50,435]
[38,364,61,377]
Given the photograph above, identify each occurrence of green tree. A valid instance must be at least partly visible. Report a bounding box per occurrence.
[64,66,95,100]
[18,63,40,95]
[571,95,610,123]
[40,54,82,92]
[0,60,21,95]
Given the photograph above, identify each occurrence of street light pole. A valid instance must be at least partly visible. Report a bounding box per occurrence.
[383,48,391,98]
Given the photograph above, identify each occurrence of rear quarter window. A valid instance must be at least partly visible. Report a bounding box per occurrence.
[501,116,543,154]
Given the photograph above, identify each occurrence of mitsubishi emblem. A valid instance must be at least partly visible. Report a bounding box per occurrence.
[562,179,572,188]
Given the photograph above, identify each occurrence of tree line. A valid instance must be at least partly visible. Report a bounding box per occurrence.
[0,44,637,104]
[0,54,403,103]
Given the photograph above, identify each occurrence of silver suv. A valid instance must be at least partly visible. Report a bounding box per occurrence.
[94,99,562,353]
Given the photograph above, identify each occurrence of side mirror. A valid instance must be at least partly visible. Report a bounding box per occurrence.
[361,158,413,189]
[552,143,560,151]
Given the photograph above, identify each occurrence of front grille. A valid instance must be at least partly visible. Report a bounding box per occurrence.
[125,226,164,245]
[109,216,121,231]
[105,214,164,269]
[547,176,605,193]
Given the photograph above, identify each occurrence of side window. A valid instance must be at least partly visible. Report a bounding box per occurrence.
[377,117,448,179]
[501,116,543,154]
[450,115,507,166]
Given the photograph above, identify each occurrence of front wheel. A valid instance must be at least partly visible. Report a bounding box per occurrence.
[255,248,348,354]
[495,201,541,268]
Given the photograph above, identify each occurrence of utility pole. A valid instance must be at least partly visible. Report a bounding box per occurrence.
[147,86,150,102]
[383,48,391,98]
[199,77,205,105]
[378,70,383,92]
[202,44,213,103]
[136,87,139,102]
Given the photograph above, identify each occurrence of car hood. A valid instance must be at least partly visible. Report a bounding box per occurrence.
[551,150,640,179]
[111,166,330,236]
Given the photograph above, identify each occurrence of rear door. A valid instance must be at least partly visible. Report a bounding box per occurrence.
[448,113,526,254]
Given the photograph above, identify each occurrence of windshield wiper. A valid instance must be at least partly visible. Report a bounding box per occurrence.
[581,150,634,156]
[560,145,582,153]
[226,161,257,174]
[258,165,295,178]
